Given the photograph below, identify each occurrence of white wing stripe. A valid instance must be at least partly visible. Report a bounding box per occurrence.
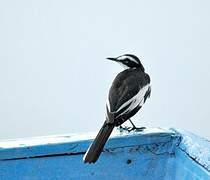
[106,97,111,112]
[116,84,150,117]
[117,84,150,112]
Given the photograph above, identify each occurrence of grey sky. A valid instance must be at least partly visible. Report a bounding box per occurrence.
[0,0,210,139]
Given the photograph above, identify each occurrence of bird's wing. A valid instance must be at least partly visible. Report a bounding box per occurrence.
[106,71,150,123]
[115,84,150,118]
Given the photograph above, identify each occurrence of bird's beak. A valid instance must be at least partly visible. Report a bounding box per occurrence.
[107,57,118,62]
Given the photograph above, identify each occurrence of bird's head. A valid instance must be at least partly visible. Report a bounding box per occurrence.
[107,54,145,71]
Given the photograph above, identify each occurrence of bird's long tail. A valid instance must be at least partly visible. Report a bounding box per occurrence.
[83,122,114,163]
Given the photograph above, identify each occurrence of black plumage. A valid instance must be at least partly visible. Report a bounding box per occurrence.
[83,54,151,163]
[106,69,150,125]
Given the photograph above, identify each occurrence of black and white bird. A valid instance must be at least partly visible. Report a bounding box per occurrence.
[83,54,151,163]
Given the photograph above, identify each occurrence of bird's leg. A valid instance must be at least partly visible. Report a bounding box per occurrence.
[128,119,146,132]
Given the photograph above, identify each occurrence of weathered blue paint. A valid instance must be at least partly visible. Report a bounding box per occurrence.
[173,128,210,172]
[0,128,209,180]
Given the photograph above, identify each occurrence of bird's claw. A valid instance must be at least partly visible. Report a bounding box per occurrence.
[118,126,131,132]
[118,126,146,132]
[128,126,146,132]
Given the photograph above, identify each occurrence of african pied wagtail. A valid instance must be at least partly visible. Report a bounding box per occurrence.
[83,54,151,163]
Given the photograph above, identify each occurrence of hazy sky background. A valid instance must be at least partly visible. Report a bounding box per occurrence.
[0,0,210,139]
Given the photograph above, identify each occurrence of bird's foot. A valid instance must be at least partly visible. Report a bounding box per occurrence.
[118,126,146,133]
[127,126,146,132]
[118,125,132,132]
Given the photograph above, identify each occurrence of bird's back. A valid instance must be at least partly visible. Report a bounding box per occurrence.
[106,68,150,124]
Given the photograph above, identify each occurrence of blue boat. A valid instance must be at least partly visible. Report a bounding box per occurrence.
[0,128,210,179]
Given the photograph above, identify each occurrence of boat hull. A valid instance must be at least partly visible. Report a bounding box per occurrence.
[0,128,209,179]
